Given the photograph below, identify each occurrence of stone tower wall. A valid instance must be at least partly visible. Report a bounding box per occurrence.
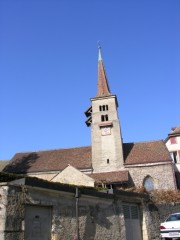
[91,96,124,173]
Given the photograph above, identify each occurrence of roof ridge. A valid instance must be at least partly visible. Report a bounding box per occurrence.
[14,145,91,155]
[123,139,163,144]
[90,170,128,174]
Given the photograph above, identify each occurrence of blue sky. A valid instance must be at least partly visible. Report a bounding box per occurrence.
[0,0,180,160]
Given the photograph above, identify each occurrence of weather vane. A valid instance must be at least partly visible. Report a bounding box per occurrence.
[97,41,101,49]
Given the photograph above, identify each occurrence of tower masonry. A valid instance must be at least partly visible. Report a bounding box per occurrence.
[85,46,124,173]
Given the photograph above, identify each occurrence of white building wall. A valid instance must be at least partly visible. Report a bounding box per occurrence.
[166,135,180,171]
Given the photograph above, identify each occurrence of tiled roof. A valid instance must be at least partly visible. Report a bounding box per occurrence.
[88,170,129,184]
[3,146,92,173]
[4,140,171,174]
[165,125,180,142]
[171,126,180,135]
[123,140,171,165]
[0,160,9,171]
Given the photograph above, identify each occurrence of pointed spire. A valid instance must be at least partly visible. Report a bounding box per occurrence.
[97,44,111,97]
[98,42,102,61]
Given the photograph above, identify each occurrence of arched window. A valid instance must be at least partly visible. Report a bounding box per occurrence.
[143,176,154,192]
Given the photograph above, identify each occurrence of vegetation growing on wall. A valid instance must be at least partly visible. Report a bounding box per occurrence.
[0,172,24,182]
[151,190,180,203]
[121,186,180,203]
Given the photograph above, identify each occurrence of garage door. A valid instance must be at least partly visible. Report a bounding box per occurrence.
[123,204,142,240]
[25,205,52,240]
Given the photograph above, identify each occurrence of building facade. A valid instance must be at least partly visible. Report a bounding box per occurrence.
[165,126,180,188]
[3,47,177,191]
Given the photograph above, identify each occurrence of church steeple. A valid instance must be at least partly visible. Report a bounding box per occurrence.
[97,45,111,97]
[89,45,124,173]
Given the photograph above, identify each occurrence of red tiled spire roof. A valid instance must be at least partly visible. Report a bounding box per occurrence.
[171,126,180,134]
[97,45,111,97]
[165,125,180,142]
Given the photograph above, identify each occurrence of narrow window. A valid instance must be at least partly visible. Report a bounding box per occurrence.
[107,159,109,164]
[99,105,109,111]
[101,115,108,122]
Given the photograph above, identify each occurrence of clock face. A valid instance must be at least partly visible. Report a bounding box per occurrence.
[101,126,111,136]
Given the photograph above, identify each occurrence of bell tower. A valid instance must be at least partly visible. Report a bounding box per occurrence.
[85,46,124,173]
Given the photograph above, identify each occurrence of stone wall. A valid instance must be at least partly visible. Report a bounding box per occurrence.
[51,165,95,187]
[25,187,125,240]
[91,96,124,173]
[126,163,176,190]
[0,185,25,240]
[0,183,129,240]
[143,201,180,240]
[2,180,179,240]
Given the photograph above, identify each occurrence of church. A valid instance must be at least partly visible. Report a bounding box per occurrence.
[3,47,176,191]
